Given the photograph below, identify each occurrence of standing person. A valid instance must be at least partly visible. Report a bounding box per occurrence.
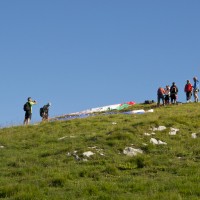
[23,97,37,125]
[164,85,170,105]
[170,82,178,104]
[184,80,193,103]
[40,102,51,121]
[193,76,199,102]
[157,87,165,106]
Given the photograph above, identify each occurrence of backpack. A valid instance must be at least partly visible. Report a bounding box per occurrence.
[144,100,154,104]
[23,102,31,112]
[171,86,177,94]
[185,84,192,92]
[40,107,44,117]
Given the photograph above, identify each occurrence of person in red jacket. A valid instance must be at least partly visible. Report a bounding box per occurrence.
[157,87,165,106]
[184,80,193,103]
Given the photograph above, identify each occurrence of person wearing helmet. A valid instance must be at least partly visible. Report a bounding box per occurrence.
[41,102,51,121]
[193,76,199,102]
[23,97,37,125]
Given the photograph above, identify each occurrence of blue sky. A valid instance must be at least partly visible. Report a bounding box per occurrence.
[0,0,200,126]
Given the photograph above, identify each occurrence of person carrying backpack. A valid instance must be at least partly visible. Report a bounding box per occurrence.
[193,76,199,102]
[184,80,193,103]
[157,87,165,106]
[23,97,37,125]
[170,82,178,104]
[40,102,51,121]
[164,85,170,105]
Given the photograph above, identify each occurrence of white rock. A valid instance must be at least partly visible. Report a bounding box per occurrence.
[150,138,159,145]
[191,133,197,139]
[144,132,156,136]
[157,126,167,131]
[171,127,179,131]
[158,140,167,145]
[169,127,179,135]
[152,126,166,131]
[66,152,71,156]
[169,130,177,135]
[123,147,143,156]
[0,145,4,149]
[83,151,95,157]
[73,155,81,161]
[58,136,68,140]
[150,138,167,145]
[73,151,78,154]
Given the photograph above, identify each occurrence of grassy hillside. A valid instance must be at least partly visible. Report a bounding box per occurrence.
[0,103,200,200]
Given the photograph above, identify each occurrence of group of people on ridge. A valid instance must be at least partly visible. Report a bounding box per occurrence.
[23,97,51,125]
[23,77,199,125]
[157,76,199,106]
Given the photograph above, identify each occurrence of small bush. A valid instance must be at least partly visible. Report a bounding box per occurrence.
[136,156,145,168]
[49,177,65,187]
[103,164,118,175]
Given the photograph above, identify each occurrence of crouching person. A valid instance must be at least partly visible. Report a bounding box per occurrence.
[40,102,51,121]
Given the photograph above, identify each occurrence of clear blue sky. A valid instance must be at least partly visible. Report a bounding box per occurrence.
[0,0,200,126]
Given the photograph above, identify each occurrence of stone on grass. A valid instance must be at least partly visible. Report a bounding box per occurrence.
[169,128,179,135]
[151,126,166,131]
[123,147,143,157]
[83,151,95,157]
[58,136,68,140]
[150,138,167,145]
[144,132,156,136]
[191,133,197,139]
[158,140,167,145]
[150,138,159,145]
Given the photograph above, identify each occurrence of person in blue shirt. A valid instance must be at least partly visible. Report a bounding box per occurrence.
[193,77,199,103]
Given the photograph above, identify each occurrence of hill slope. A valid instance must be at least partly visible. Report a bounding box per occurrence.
[0,103,200,200]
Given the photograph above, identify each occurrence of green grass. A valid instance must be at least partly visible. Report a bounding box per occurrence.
[0,103,200,199]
